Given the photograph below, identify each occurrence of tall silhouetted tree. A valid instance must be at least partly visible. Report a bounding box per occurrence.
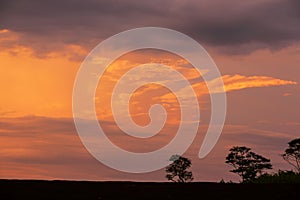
[282,138,300,172]
[225,146,272,182]
[165,155,193,183]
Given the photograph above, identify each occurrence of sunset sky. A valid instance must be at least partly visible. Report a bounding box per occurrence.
[1,0,300,182]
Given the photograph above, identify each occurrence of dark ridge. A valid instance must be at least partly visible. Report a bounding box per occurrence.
[0,179,299,200]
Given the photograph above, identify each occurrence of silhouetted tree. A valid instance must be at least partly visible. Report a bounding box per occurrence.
[225,146,272,182]
[282,138,300,172]
[165,155,193,183]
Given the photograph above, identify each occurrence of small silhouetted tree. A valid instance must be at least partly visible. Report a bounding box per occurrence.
[282,138,300,172]
[225,146,272,182]
[165,155,193,183]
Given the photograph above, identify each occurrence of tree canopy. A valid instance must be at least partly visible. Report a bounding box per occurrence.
[165,155,193,183]
[225,146,272,182]
[282,138,300,172]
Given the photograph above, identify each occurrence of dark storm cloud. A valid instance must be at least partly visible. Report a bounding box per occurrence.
[1,0,300,54]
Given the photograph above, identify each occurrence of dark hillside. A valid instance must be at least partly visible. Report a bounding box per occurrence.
[0,179,299,200]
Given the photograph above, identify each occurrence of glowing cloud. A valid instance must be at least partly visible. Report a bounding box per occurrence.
[212,74,297,93]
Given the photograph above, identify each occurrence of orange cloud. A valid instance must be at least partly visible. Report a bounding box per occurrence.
[158,74,296,102]
[221,74,297,92]
[0,30,297,129]
[0,29,18,43]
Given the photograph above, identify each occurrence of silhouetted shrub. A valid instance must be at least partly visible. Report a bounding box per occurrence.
[250,170,300,183]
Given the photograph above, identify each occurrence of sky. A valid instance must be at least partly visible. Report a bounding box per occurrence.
[0,0,300,182]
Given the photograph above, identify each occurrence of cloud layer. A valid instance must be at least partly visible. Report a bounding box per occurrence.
[1,0,300,54]
[0,115,297,181]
